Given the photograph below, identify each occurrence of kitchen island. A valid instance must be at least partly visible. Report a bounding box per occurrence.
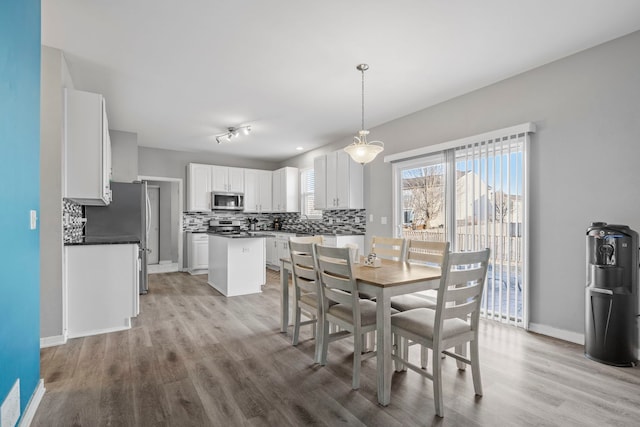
[207,232,270,297]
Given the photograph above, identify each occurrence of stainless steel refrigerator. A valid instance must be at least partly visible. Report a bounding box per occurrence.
[85,181,150,294]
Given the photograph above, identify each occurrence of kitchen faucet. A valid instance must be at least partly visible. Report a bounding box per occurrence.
[300,214,311,233]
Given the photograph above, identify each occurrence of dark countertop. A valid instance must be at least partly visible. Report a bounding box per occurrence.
[207,231,273,239]
[65,235,141,246]
[273,230,365,236]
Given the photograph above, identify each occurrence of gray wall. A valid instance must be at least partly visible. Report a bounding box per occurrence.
[40,46,73,339]
[110,130,138,182]
[282,30,640,339]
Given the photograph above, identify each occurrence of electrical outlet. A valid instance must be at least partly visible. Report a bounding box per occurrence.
[369,214,374,223]
[354,217,360,223]
[1,379,20,427]
[381,216,387,225]
[29,210,37,230]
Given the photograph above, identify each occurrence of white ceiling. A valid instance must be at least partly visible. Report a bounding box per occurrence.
[42,1,640,162]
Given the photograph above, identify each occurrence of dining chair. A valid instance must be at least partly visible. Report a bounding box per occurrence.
[391,240,450,311]
[315,244,378,389]
[390,240,450,368]
[289,240,323,363]
[370,236,407,261]
[289,235,324,245]
[390,248,491,417]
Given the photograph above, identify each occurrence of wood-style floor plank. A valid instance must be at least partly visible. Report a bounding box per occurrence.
[32,269,640,426]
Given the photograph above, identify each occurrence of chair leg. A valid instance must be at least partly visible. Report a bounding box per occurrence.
[401,337,409,372]
[353,331,363,389]
[420,346,428,369]
[311,314,317,339]
[470,339,483,396]
[320,319,330,366]
[455,343,467,370]
[314,308,323,364]
[292,307,301,346]
[432,345,444,418]
[393,333,403,372]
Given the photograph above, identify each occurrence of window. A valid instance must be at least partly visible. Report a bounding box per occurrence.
[300,168,322,219]
[390,123,534,328]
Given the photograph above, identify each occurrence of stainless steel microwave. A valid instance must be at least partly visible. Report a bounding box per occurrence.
[211,192,244,211]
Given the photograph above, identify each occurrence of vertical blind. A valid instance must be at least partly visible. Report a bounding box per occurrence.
[389,123,534,328]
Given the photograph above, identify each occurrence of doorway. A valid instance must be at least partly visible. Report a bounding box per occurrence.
[139,175,184,274]
[147,185,160,265]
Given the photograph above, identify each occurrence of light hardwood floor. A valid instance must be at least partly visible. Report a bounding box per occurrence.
[34,270,640,426]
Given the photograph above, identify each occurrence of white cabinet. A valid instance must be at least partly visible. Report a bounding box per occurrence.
[276,233,291,264]
[314,151,363,209]
[265,236,277,267]
[187,233,209,274]
[212,165,244,193]
[64,88,112,205]
[208,235,265,297]
[187,163,212,211]
[244,169,273,213]
[65,244,139,338]
[272,167,299,212]
[188,164,246,212]
[322,234,365,256]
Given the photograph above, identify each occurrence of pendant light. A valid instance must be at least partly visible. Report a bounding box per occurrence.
[344,64,384,164]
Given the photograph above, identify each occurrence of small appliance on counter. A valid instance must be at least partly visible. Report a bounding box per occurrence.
[273,217,282,230]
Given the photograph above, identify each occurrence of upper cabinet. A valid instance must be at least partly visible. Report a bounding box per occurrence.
[314,151,363,209]
[64,88,112,205]
[187,163,212,211]
[212,166,244,193]
[244,169,273,213]
[272,167,299,212]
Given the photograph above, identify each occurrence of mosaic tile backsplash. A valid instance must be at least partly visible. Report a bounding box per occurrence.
[63,199,84,243]
[183,209,366,234]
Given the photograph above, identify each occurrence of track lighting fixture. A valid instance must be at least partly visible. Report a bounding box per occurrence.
[215,125,251,144]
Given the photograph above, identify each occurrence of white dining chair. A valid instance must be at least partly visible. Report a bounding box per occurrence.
[370,236,406,261]
[390,248,491,417]
[315,244,378,390]
[289,240,323,362]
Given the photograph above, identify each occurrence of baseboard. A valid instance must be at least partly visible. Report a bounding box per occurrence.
[18,379,45,427]
[40,334,67,348]
[148,262,179,274]
[158,259,172,265]
[67,321,131,339]
[528,322,584,345]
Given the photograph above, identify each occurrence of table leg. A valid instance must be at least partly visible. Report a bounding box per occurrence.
[280,261,290,333]
[376,290,392,406]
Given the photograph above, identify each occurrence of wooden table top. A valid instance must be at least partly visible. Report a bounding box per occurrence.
[353,257,441,288]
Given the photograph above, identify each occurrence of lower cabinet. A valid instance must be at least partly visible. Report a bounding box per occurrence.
[188,232,209,274]
[265,236,278,268]
[65,244,139,339]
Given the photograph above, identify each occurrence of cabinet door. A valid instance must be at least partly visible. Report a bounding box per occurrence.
[314,155,327,209]
[194,239,209,269]
[211,166,228,192]
[64,89,110,205]
[228,167,244,192]
[272,169,283,212]
[335,151,350,209]
[244,169,259,212]
[187,164,212,211]
[265,236,276,265]
[258,170,273,212]
[326,153,338,208]
[277,238,290,262]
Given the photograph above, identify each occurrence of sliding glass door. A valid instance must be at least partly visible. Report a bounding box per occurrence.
[393,130,529,327]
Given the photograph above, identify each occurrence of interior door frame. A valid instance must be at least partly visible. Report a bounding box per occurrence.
[147,185,160,264]
[138,175,184,271]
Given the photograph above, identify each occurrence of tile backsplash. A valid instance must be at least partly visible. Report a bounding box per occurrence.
[183,209,366,234]
[63,199,84,243]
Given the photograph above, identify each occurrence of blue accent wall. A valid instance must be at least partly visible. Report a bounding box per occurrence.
[0,0,42,418]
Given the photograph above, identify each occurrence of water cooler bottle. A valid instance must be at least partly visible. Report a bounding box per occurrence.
[585,222,638,366]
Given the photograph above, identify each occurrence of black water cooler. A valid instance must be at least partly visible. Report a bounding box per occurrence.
[585,222,639,366]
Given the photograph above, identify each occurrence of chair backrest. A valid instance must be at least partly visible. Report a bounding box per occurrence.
[434,249,491,338]
[406,240,449,267]
[289,241,320,298]
[370,236,406,261]
[314,245,362,322]
[289,235,324,245]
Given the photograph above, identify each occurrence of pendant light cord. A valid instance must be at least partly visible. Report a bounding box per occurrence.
[361,67,365,130]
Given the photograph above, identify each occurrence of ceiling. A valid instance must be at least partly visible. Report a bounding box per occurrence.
[42,1,640,162]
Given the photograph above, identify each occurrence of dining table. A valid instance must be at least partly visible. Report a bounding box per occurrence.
[280,256,441,406]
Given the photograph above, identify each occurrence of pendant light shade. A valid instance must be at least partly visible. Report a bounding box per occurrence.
[344,64,384,164]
